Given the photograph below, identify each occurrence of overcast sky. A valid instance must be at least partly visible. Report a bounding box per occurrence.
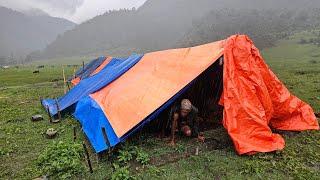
[0,0,147,23]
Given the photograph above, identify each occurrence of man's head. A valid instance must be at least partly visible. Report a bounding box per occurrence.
[180,99,192,117]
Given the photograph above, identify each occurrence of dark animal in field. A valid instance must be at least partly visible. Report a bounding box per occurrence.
[51,78,63,82]
[37,65,45,68]
[33,70,40,74]
[67,64,79,67]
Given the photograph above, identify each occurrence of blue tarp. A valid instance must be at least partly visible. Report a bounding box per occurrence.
[71,56,106,81]
[74,96,120,152]
[42,54,143,116]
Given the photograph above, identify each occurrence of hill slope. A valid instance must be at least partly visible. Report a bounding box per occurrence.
[38,0,320,59]
[0,6,75,64]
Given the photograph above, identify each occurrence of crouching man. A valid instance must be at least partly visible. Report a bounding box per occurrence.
[170,99,205,146]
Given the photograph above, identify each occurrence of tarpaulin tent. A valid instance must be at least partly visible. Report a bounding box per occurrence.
[42,35,319,155]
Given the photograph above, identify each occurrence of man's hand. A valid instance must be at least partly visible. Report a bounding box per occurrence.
[197,135,205,143]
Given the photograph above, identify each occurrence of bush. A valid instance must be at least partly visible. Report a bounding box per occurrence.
[136,149,150,165]
[117,149,134,164]
[36,141,85,179]
[117,145,150,165]
[111,164,134,180]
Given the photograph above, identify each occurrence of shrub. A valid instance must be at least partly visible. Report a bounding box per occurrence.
[36,141,85,179]
[117,149,134,164]
[111,164,134,180]
[136,149,150,165]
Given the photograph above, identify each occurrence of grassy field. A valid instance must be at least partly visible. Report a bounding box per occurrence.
[0,31,319,179]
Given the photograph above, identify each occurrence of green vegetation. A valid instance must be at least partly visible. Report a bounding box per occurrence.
[36,141,84,179]
[0,31,319,179]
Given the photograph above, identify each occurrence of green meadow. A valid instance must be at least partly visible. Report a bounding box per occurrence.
[0,31,319,179]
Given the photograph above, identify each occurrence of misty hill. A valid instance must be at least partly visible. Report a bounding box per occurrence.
[181,9,320,49]
[0,6,75,64]
[37,0,320,59]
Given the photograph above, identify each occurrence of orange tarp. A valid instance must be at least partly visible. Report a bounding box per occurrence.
[71,57,112,85]
[71,77,81,85]
[91,57,112,76]
[221,35,319,154]
[91,41,224,137]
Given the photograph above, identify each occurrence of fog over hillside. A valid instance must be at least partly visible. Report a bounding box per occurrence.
[33,0,320,60]
[1,0,320,63]
[0,6,75,65]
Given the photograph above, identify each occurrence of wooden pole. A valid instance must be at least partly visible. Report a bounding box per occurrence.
[73,68,76,79]
[82,142,93,173]
[73,126,77,142]
[82,61,85,71]
[62,67,67,94]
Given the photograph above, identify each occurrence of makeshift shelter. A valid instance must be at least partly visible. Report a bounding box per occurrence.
[42,35,319,155]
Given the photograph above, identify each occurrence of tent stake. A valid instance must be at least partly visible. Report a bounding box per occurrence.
[82,142,93,173]
[39,96,43,106]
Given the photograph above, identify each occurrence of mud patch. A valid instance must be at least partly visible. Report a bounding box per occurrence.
[149,127,232,167]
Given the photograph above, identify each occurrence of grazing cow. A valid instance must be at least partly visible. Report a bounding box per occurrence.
[33,70,40,74]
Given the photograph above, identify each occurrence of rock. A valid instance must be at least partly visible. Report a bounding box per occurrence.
[33,175,48,180]
[31,115,43,122]
[46,128,57,139]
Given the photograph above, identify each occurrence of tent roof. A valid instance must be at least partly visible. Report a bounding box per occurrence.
[90,40,224,137]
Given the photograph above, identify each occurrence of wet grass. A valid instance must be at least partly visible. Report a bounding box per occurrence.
[0,31,319,179]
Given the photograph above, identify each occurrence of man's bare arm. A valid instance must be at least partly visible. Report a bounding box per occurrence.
[170,113,179,145]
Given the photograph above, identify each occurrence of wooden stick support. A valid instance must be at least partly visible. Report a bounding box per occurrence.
[62,67,67,94]
[73,68,76,79]
[82,142,93,173]
[55,99,62,120]
[73,126,77,142]
[101,127,112,153]
[46,105,52,123]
